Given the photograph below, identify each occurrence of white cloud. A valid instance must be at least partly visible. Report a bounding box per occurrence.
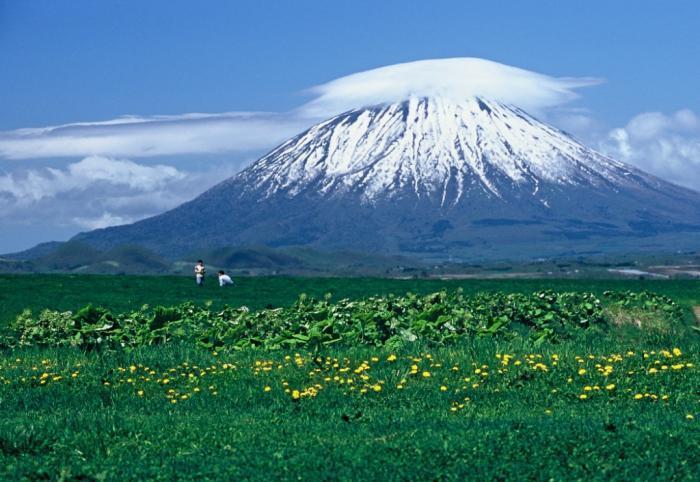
[0,156,184,204]
[301,57,601,118]
[0,156,241,236]
[0,58,600,161]
[597,109,700,190]
[0,113,310,160]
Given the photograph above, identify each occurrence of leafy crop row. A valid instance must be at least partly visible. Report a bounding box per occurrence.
[2,290,682,350]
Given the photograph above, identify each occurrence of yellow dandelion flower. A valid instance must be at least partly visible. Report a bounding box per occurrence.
[634,394,643,400]
[579,394,588,400]
[263,386,271,392]
[440,386,448,392]
[605,384,615,390]
[686,414,694,420]
[422,371,431,378]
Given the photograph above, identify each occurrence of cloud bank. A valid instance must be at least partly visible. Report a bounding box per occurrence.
[0,156,183,204]
[0,113,309,160]
[0,156,240,235]
[593,109,700,191]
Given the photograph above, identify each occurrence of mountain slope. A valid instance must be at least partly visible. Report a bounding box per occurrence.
[73,96,700,261]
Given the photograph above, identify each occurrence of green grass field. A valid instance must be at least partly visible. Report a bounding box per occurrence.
[1,274,699,480]
[2,274,700,327]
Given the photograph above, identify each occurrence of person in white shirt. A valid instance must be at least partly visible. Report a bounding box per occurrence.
[218,270,234,287]
[194,260,206,287]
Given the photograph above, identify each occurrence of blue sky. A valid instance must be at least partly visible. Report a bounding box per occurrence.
[3,0,699,128]
[1,0,699,252]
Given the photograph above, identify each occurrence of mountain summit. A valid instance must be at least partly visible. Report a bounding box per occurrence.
[239,96,654,205]
[74,95,700,261]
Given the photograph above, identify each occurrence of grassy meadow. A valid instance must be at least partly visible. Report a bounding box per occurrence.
[1,274,699,480]
[2,274,700,327]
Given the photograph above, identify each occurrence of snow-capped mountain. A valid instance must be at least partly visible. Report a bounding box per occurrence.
[73,96,700,261]
[238,96,649,206]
